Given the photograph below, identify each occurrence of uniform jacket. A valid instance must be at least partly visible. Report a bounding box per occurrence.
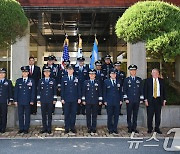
[61,76,81,102]
[0,79,13,104]
[123,76,144,103]
[82,80,102,104]
[37,78,57,103]
[103,79,123,106]
[14,78,35,105]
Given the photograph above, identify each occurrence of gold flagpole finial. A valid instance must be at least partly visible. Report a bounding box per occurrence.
[94,34,98,45]
[64,33,69,46]
[78,34,82,48]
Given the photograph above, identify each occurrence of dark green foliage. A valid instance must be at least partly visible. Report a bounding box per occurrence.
[0,0,28,48]
[115,1,180,61]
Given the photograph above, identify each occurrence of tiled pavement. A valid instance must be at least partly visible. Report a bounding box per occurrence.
[0,126,174,139]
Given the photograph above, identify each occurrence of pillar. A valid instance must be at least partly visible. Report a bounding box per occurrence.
[127,42,147,79]
[37,46,46,68]
[11,24,30,81]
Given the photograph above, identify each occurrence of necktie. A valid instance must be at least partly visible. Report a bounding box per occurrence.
[70,76,72,81]
[153,78,157,98]
[91,80,94,84]
[23,79,26,83]
[0,80,2,84]
[113,80,115,86]
[30,66,32,75]
[46,79,49,83]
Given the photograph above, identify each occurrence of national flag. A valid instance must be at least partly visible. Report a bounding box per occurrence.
[89,37,99,69]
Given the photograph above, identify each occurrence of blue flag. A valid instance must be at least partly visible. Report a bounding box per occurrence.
[62,44,69,61]
[90,38,99,69]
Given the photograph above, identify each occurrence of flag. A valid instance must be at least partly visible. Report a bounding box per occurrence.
[61,35,69,69]
[62,44,69,61]
[90,37,99,69]
[75,34,83,67]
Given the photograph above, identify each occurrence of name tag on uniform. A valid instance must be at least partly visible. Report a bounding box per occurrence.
[74,78,78,82]
[95,83,98,86]
[49,81,53,85]
[27,81,32,86]
[107,86,110,88]
[136,80,140,84]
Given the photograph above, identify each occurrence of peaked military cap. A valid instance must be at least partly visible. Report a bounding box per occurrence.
[0,68,6,73]
[128,64,138,70]
[21,66,30,72]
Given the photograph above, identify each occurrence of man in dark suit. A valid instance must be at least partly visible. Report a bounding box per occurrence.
[103,69,123,134]
[0,68,13,133]
[14,66,35,134]
[28,56,41,115]
[61,64,81,134]
[144,68,166,134]
[82,69,102,133]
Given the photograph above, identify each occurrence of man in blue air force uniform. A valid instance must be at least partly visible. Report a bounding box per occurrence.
[0,68,13,133]
[74,56,89,115]
[14,66,35,134]
[61,64,81,134]
[114,61,126,116]
[123,64,144,133]
[37,66,57,134]
[95,60,105,115]
[103,69,123,134]
[82,69,102,133]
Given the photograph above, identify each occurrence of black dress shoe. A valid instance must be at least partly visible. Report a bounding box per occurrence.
[40,130,47,134]
[98,112,102,115]
[92,129,96,133]
[109,131,113,134]
[47,131,52,134]
[113,130,119,134]
[1,130,5,133]
[128,129,132,133]
[70,129,77,133]
[18,130,24,134]
[147,130,152,134]
[65,129,69,134]
[155,130,162,134]
[24,130,29,134]
[132,129,139,133]
[119,113,123,116]
[88,129,91,133]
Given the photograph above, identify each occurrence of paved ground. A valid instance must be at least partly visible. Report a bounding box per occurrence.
[0,138,178,154]
[0,126,175,139]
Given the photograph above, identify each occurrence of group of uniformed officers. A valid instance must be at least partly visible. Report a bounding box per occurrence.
[0,54,166,135]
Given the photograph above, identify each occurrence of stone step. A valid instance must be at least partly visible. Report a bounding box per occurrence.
[16,114,143,126]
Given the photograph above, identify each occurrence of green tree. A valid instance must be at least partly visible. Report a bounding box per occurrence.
[115,1,180,61]
[0,0,28,48]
